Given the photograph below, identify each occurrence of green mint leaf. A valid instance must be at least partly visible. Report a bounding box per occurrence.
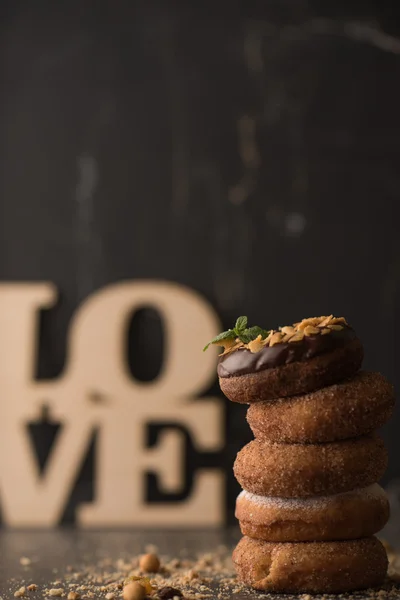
[238,326,270,344]
[234,316,248,333]
[203,329,236,352]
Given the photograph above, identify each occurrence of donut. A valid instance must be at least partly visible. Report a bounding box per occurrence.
[233,435,387,497]
[219,337,363,403]
[247,371,394,443]
[232,536,388,593]
[235,484,390,542]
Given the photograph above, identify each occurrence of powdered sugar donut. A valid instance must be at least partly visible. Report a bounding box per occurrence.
[236,484,389,542]
[234,435,387,497]
[233,536,388,593]
[247,371,394,443]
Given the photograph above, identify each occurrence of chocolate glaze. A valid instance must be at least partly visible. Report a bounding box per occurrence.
[217,327,356,378]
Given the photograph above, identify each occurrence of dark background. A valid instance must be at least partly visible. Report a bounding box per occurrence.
[1,0,400,524]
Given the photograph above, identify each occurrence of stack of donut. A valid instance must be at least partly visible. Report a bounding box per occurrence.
[217,315,394,594]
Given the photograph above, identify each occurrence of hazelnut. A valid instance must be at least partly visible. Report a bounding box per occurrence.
[124,577,152,594]
[122,582,146,600]
[139,552,160,573]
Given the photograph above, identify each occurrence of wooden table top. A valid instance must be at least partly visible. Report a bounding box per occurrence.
[0,529,399,599]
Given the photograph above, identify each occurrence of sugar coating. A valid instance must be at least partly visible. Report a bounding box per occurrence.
[234,435,387,497]
[233,536,389,593]
[238,483,388,510]
[246,370,394,444]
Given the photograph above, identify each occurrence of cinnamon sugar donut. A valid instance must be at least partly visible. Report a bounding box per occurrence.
[247,371,394,443]
[234,435,387,497]
[233,536,388,593]
[219,338,363,403]
[235,484,390,542]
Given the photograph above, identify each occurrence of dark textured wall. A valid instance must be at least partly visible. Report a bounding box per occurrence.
[1,1,400,523]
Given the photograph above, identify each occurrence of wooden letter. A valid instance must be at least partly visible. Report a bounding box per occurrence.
[0,282,223,527]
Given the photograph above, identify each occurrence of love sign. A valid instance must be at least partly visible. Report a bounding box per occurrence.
[0,282,224,527]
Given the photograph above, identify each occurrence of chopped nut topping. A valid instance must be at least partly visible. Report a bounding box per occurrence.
[220,340,242,356]
[297,317,322,330]
[331,316,348,325]
[220,315,350,355]
[281,333,293,342]
[262,331,273,345]
[304,325,320,336]
[280,326,295,335]
[247,335,264,353]
[218,338,237,352]
[288,331,305,343]
[269,332,283,347]
[318,315,334,327]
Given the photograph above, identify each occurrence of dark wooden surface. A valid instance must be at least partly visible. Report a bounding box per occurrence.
[0,529,239,594]
[1,529,399,599]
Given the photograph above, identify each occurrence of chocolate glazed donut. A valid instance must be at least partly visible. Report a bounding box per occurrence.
[247,371,394,443]
[234,435,387,497]
[219,329,363,402]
